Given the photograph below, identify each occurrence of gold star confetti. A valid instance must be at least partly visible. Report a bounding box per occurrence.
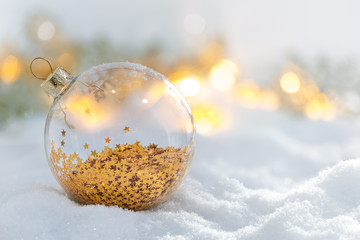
[83,143,89,149]
[49,140,190,211]
[148,143,158,150]
[68,154,74,161]
[124,126,130,133]
[61,129,66,137]
[91,150,97,157]
[105,137,111,144]
[129,174,140,187]
[61,140,65,147]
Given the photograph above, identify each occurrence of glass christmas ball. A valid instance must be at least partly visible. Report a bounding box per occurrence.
[43,62,195,211]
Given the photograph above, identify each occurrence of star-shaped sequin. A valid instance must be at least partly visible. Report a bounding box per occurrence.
[61,129,66,137]
[68,154,74,161]
[61,140,65,147]
[105,137,111,144]
[148,143,158,150]
[129,174,140,187]
[91,150,97,157]
[124,126,130,133]
[84,143,89,149]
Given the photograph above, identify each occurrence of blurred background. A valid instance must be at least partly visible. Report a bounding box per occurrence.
[2,0,360,190]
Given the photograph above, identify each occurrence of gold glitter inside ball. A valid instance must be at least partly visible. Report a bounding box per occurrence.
[50,140,191,211]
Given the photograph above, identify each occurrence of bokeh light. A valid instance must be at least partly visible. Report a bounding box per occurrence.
[304,94,336,121]
[209,59,238,91]
[1,55,21,84]
[37,21,56,41]
[235,81,261,109]
[261,90,279,111]
[280,71,301,94]
[66,95,109,129]
[192,104,223,135]
[57,53,76,72]
[175,77,201,97]
[235,81,279,110]
[0,10,347,126]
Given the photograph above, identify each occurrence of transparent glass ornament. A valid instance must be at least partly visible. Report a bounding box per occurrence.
[43,62,195,211]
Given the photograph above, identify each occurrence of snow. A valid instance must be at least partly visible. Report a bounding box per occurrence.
[2,108,360,239]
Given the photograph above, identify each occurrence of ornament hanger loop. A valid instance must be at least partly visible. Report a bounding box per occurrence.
[30,57,54,80]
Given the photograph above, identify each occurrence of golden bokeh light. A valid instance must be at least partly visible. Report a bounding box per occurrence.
[235,81,261,109]
[1,55,21,84]
[57,52,76,72]
[261,90,279,111]
[175,77,201,97]
[235,81,279,110]
[305,94,336,121]
[288,82,319,107]
[197,41,224,67]
[67,96,109,129]
[192,104,223,135]
[146,82,166,105]
[209,59,238,91]
[280,71,301,94]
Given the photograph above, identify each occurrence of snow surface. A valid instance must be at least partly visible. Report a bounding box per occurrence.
[2,107,360,239]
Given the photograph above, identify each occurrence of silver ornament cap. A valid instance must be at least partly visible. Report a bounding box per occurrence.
[40,67,72,97]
